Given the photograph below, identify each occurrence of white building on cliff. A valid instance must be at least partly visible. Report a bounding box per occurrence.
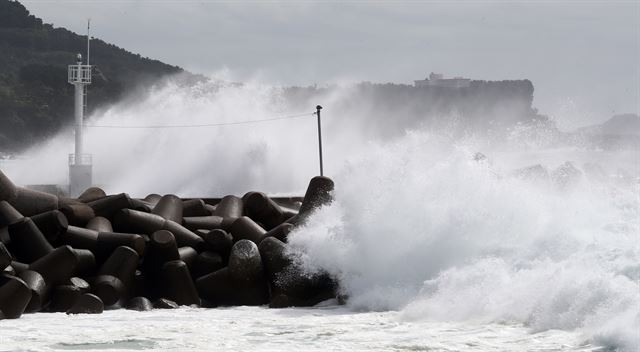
[414,72,471,88]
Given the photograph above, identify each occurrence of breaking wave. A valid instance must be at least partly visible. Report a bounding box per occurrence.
[287,131,640,351]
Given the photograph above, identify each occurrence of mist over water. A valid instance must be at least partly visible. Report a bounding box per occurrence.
[5,79,345,196]
[3,77,639,350]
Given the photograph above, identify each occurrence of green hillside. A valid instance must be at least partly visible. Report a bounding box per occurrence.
[0,0,186,151]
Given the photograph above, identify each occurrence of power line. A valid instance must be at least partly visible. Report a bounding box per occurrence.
[81,112,315,129]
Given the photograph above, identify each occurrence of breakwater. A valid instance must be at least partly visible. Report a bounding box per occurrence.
[0,169,336,317]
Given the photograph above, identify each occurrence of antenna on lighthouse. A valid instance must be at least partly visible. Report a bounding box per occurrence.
[67,19,93,196]
[87,19,90,66]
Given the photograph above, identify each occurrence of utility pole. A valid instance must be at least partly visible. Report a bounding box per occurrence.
[316,105,324,176]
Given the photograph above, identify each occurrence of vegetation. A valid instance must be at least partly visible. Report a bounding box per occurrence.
[0,0,185,151]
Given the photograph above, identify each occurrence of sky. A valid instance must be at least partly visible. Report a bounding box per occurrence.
[21,0,640,129]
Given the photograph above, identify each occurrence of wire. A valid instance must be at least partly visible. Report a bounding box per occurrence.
[81,112,315,129]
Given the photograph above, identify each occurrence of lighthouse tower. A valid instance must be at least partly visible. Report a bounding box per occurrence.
[67,25,93,196]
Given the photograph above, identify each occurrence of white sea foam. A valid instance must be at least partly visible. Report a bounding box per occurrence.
[0,307,600,352]
[287,132,639,351]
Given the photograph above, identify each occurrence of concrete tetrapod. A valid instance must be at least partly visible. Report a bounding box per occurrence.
[227,239,269,306]
[201,229,233,260]
[93,246,139,306]
[60,203,95,227]
[182,215,223,231]
[182,199,209,217]
[88,193,132,219]
[229,216,266,244]
[114,209,204,251]
[213,195,243,219]
[0,201,22,227]
[288,176,334,225]
[85,216,113,232]
[243,192,285,230]
[18,270,48,312]
[259,237,337,308]
[152,194,183,224]
[31,210,68,245]
[78,187,107,203]
[125,296,154,311]
[10,187,59,217]
[0,243,11,271]
[66,293,103,314]
[0,274,31,319]
[8,218,54,263]
[30,245,83,286]
[162,260,200,306]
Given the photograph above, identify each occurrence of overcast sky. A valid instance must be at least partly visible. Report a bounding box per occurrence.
[21,0,640,128]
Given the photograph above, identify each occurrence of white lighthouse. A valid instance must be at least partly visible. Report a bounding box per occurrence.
[67,23,93,196]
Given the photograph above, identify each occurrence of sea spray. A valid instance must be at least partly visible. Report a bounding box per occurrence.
[2,80,338,196]
[286,131,639,351]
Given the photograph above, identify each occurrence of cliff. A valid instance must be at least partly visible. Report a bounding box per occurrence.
[0,0,191,151]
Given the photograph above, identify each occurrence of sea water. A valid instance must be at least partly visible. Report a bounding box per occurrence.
[0,306,600,351]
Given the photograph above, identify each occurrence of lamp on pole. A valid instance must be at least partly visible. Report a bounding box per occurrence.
[315,105,324,176]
